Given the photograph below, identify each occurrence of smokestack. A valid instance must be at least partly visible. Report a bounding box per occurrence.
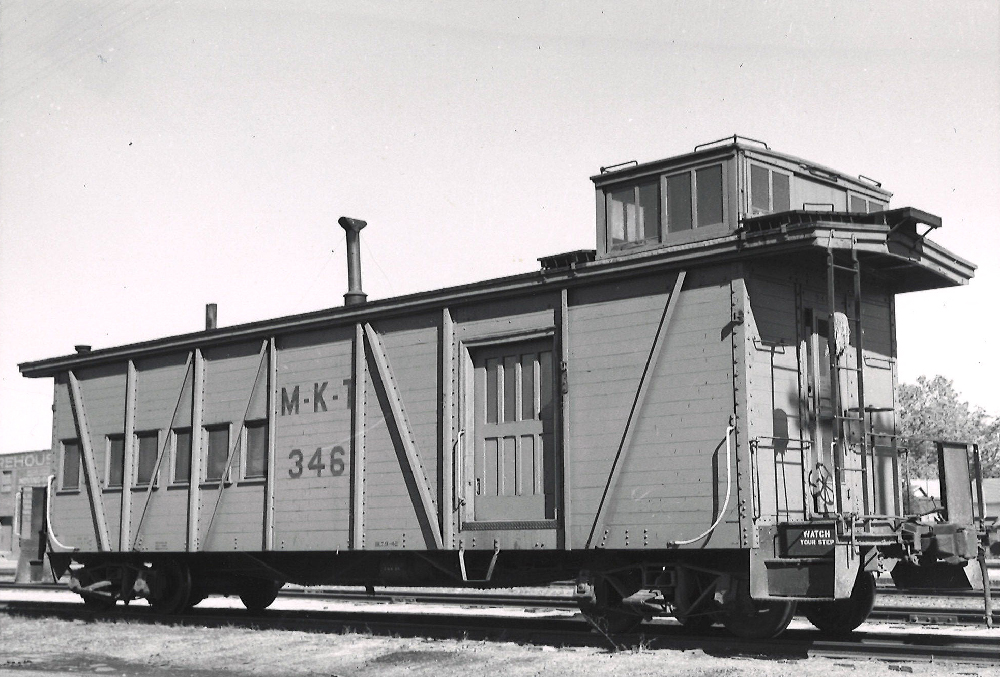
[206,303,218,330]
[74,345,91,354]
[339,216,367,306]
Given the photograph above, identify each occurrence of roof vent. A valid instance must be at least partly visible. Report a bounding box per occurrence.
[74,345,91,354]
[539,249,596,271]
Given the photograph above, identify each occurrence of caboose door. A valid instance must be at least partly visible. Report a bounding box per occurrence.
[469,340,556,523]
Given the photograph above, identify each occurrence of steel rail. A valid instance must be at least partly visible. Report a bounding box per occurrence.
[1,598,997,665]
[3,582,998,625]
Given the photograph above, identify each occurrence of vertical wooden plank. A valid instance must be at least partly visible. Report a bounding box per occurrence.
[264,338,277,550]
[67,370,111,551]
[441,308,454,548]
[120,360,137,552]
[731,271,754,549]
[188,349,204,552]
[595,189,608,255]
[351,323,366,549]
[558,288,571,549]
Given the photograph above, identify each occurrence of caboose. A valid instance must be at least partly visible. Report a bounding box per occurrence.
[20,136,990,639]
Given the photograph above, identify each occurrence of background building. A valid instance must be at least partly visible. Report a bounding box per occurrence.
[0,449,53,581]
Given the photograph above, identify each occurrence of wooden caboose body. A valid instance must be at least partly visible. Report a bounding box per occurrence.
[21,137,983,637]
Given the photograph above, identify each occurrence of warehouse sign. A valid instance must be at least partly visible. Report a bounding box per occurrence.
[0,450,52,474]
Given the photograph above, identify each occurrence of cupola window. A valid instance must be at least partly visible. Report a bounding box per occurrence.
[607,179,660,247]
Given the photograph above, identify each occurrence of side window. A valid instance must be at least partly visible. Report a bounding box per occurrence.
[1,470,12,493]
[172,428,192,485]
[850,194,887,213]
[665,173,692,232]
[750,163,791,214]
[665,163,725,233]
[607,180,660,248]
[61,439,81,491]
[244,421,268,480]
[135,431,159,486]
[204,424,231,483]
[695,164,724,227]
[106,435,125,488]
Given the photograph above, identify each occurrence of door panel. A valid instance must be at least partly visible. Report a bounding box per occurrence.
[471,340,555,522]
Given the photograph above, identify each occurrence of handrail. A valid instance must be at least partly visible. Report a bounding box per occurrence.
[45,475,77,552]
[668,420,734,547]
[452,429,466,511]
[694,134,769,152]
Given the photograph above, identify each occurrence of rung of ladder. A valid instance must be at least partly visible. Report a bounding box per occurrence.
[834,365,863,372]
[831,263,859,272]
[834,415,865,422]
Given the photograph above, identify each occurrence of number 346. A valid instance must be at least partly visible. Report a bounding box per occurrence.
[288,446,346,478]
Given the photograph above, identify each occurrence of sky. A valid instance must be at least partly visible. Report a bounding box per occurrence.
[0,1,997,454]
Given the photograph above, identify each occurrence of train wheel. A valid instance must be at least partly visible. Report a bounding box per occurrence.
[721,580,796,639]
[240,579,282,611]
[802,571,876,636]
[578,574,644,635]
[147,561,192,615]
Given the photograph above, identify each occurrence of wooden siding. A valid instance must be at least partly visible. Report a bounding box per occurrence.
[73,363,127,549]
[364,316,440,549]
[745,261,899,522]
[567,268,739,549]
[51,377,99,551]
[745,269,808,522]
[195,342,267,551]
[128,353,191,551]
[272,327,354,551]
[46,254,913,556]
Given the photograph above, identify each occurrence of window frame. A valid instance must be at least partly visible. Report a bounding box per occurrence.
[749,162,793,215]
[170,427,193,486]
[605,179,661,249]
[604,160,729,250]
[242,420,268,481]
[848,192,887,214]
[59,438,82,492]
[664,161,728,235]
[105,434,125,490]
[133,429,161,488]
[202,422,234,485]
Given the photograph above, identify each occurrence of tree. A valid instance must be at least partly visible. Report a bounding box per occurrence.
[897,376,999,479]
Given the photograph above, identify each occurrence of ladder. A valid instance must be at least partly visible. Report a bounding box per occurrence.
[825,235,871,516]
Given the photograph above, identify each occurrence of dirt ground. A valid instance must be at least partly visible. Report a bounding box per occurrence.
[0,616,996,677]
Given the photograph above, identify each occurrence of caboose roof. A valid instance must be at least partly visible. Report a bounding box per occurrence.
[19,207,974,378]
[591,137,893,200]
